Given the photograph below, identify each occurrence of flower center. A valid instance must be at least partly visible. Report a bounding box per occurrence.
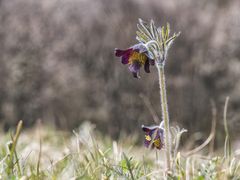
[129,51,147,65]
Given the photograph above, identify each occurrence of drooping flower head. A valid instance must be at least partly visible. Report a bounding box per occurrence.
[142,125,164,150]
[115,19,180,78]
[115,43,154,78]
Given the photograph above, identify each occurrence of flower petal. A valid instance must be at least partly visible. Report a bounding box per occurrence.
[129,61,141,78]
[150,59,155,66]
[121,54,130,64]
[144,135,151,147]
[158,128,164,145]
[115,48,132,57]
[128,61,141,73]
[144,59,150,73]
[132,43,147,53]
[142,125,159,132]
[131,72,138,78]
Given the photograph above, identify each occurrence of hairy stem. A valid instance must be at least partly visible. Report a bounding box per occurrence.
[157,65,171,171]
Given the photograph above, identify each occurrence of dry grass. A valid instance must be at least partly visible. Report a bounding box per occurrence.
[0,121,239,179]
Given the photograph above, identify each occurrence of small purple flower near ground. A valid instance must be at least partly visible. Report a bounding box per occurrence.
[115,43,154,78]
[142,125,164,150]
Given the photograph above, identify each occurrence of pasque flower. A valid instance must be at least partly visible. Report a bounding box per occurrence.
[142,125,164,150]
[115,43,154,78]
[115,19,180,171]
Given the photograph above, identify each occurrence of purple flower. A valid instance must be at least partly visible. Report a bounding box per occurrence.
[142,125,164,150]
[115,43,155,78]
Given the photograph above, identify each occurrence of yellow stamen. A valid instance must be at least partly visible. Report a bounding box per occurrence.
[153,139,161,148]
[145,135,151,141]
[129,51,147,65]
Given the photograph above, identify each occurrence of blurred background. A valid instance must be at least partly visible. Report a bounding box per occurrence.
[0,0,239,147]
